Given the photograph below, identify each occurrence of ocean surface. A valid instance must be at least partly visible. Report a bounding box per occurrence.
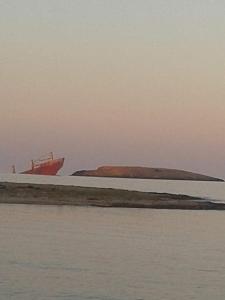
[1,174,225,299]
[1,205,225,300]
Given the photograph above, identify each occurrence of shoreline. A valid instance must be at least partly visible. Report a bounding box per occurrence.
[0,182,225,210]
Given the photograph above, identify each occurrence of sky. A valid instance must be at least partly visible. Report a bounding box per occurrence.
[0,0,225,177]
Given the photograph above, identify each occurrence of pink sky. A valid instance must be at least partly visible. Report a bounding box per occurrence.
[1,1,225,177]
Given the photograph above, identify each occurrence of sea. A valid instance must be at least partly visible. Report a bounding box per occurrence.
[1,174,225,300]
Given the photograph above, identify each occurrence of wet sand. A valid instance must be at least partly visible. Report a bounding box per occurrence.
[0,182,224,210]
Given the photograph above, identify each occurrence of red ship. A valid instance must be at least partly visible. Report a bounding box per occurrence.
[13,153,64,175]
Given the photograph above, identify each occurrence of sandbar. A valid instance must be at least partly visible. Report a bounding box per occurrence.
[0,182,224,210]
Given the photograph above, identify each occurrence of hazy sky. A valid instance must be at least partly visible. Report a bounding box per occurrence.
[1,0,225,177]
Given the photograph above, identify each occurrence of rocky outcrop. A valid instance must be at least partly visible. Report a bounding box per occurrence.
[72,166,223,182]
[0,182,224,210]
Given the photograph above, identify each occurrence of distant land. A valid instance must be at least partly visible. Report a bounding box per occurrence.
[72,166,224,182]
[1,182,225,210]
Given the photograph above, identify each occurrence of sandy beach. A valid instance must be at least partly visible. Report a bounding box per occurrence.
[0,182,224,210]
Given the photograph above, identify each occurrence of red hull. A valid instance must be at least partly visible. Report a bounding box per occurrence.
[21,158,64,175]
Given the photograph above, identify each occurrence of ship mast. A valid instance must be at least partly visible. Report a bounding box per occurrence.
[12,165,16,174]
[50,152,54,160]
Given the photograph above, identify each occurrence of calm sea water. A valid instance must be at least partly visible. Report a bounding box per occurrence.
[1,174,225,299]
[1,204,225,300]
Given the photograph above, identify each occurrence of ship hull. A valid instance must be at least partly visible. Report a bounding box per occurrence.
[21,158,64,175]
